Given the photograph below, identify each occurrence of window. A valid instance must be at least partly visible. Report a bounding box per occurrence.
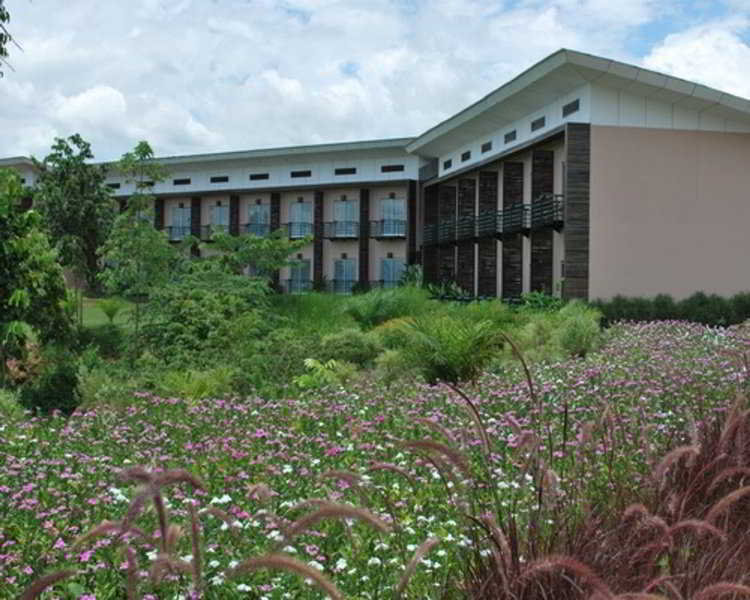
[335,167,356,176]
[289,259,311,293]
[173,178,191,186]
[247,203,270,237]
[210,176,229,184]
[210,202,229,233]
[20,178,26,184]
[443,159,452,170]
[380,196,406,236]
[381,164,405,173]
[481,141,493,153]
[563,99,580,118]
[250,173,269,181]
[107,183,121,190]
[504,130,517,144]
[291,170,311,178]
[289,201,313,238]
[143,181,155,187]
[334,258,356,294]
[381,257,405,288]
[461,151,471,162]
[531,116,546,132]
[333,197,359,237]
[170,205,191,241]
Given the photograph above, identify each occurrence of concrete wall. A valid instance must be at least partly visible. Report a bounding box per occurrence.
[590,125,750,300]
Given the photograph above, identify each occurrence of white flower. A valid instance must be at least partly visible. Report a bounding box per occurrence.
[146,550,158,560]
[282,545,297,554]
[180,554,193,563]
[309,560,324,571]
[268,530,283,541]
[237,583,252,592]
[282,464,293,474]
[208,560,220,568]
[229,560,239,569]
[406,544,418,552]
[367,557,382,567]
[210,575,224,585]
[210,494,232,504]
[335,558,347,571]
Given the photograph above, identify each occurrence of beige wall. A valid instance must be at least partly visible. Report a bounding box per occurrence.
[590,126,750,300]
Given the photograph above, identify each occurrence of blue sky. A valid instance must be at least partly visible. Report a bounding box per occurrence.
[1,0,749,160]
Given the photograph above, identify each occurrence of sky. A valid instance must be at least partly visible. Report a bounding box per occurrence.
[1,0,749,161]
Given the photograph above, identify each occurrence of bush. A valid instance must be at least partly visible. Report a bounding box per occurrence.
[78,364,140,409]
[77,324,126,359]
[678,291,731,326]
[374,349,420,384]
[0,388,24,422]
[157,366,236,401]
[520,291,564,311]
[293,358,359,390]
[18,346,81,415]
[97,297,128,325]
[401,316,502,384]
[319,328,381,367]
[344,286,432,329]
[556,302,602,358]
[372,317,416,350]
[732,292,750,323]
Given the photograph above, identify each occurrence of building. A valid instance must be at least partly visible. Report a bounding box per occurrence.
[3,48,750,300]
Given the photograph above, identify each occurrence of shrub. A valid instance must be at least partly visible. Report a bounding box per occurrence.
[18,346,81,415]
[97,297,128,325]
[372,317,415,350]
[401,316,502,384]
[78,364,140,409]
[0,388,24,422]
[732,292,750,323]
[319,328,381,367]
[77,324,126,359]
[293,358,359,390]
[374,349,420,384]
[157,366,237,401]
[520,291,565,311]
[344,286,432,329]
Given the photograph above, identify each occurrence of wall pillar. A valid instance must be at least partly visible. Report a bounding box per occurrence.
[457,178,476,293]
[313,190,324,289]
[359,188,370,290]
[563,123,591,300]
[502,162,524,300]
[477,171,498,296]
[531,149,555,294]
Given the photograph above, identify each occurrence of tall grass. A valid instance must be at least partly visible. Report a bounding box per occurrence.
[274,292,356,335]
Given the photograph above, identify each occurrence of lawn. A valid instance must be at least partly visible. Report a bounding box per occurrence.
[1,320,748,599]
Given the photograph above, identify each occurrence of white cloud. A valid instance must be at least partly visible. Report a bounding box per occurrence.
[643,17,750,98]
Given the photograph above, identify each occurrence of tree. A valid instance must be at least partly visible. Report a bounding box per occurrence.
[0,168,72,371]
[0,1,12,77]
[33,134,115,293]
[98,141,177,353]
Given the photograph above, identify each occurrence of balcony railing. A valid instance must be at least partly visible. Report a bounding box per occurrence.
[531,193,564,229]
[421,197,563,246]
[323,221,359,239]
[283,279,313,294]
[328,279,356,294]
[166,226,191,241]
[284,222,314,239]
[370,220,406,238]
[244,223,271,237]
[200,224,228,239]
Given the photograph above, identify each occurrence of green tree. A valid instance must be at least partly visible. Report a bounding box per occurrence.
[33,134,115,293]
[0,1,12,77]
[98,141,176,354]
[0,169,72,370]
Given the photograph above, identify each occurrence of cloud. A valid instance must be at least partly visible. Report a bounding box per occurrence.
[1,0,744,161]
[643,17,750,98]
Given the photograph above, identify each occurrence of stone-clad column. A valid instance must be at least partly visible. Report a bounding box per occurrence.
[359,188,370,289]
[477,171,498,297]
[531,150,554,294]
[313,190,324,288]
[456,178,476,293]
[502,162,523,300]
[563,123,591,300]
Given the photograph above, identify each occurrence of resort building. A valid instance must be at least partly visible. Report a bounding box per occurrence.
[3,49,750,301]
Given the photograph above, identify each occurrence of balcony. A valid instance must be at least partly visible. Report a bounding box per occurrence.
[283,279,313,294]
[323,221,359,239]
[244,223,271,237]
[455,215,476,241]
[370,220,406,239]
[285,222,314,239]
[166,226,191,241]
[328,279,356,294]
[500,204,530,235]
[200,224,228,240]
[531,193,564,230]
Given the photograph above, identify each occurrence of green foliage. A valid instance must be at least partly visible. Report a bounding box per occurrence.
[293,358,358,390]
[344,286,433,329]
[77,324,126,359]
[401,316,502,384]
[207,229,309,278]
[593,291,750,327]
[0,2,11,77]
[18,346,81,415]
[157,366,236,401]
[0,388,23,422]
[275,292,356,336]
[0,169,72,363]
[319,328,382,367]
[97,297,128,325]
[372,317,416,350]
[374,349,420,384]
[32,134,115,292]
[520,291,565,312]
[555,301,603,358]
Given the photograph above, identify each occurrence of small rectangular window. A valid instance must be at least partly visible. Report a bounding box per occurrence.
[210,176,229,183]
[249,173,269,181]
[20,178,27,184]
[173,178,191,186]
[481,141,493,153]
[381,164,405,173]
[562,99,580,117]
[504,130,517,144]
[107,183,121,190]
[143,181,155,188]
[461,151,471,162]
[531,117,546,132]
[443,159,452,170]
[335,167,356,176]
[291,170,312,178]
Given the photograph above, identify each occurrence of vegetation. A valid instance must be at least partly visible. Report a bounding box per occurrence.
[33,135,116,293]
[0,0,11,77]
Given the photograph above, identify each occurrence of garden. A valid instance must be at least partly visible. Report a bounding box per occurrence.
[2,138,750,599]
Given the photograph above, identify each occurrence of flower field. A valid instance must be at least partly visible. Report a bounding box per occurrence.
[1,321,748,599]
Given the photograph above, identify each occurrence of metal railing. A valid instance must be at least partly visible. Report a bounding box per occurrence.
[531,193,565,229]
[244,223,271,237]
[370,220,406,238]
[166,226,191,241]
[323,221,359,239]
[284,222,314,239]
[283,279,313,294]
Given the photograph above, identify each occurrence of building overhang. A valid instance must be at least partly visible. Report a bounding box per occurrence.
[406,49,750,158]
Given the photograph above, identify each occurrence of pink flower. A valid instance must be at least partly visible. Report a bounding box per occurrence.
[79,550,93,562]
[53,538,66,550]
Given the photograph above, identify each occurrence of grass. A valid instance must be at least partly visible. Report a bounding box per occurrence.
[81,297,134,329]
[1,320,748,598]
